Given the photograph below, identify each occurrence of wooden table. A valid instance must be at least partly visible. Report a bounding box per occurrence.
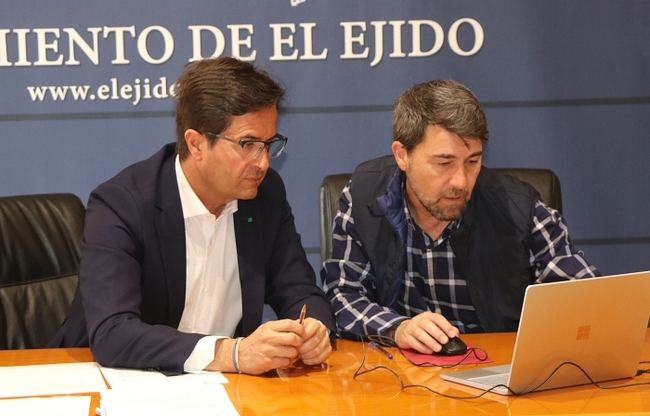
[1,331,649,415]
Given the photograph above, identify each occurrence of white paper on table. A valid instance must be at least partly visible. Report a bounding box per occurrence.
[100,384,238,416]
[98,365,236,416]
[98,365,228,389]
[0,395,91,416]
[0,362,107,398]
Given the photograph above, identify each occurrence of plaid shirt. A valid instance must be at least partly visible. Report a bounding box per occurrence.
[323,179,598,341]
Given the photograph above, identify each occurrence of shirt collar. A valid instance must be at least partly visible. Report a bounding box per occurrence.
[175,155,238,220]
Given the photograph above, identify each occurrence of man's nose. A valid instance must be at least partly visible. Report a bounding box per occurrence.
[254,148,270,171]
[449,164,469,190]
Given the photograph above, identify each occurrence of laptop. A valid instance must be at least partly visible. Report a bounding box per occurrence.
[441,271,650,395]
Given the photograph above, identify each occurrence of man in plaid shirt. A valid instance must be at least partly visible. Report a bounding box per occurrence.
[322,80,598,354]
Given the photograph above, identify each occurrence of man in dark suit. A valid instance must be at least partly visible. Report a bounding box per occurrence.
[52,57,335,375]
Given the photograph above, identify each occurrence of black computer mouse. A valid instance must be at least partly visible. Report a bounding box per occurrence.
[439,336,468,356]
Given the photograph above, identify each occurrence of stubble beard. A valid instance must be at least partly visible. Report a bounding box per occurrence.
[415,187,469,222]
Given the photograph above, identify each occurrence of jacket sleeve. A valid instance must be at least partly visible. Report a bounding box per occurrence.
[80,181,202,374]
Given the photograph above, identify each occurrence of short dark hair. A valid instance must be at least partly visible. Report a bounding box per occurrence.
[392,79,488,151]
[174,57,285,160]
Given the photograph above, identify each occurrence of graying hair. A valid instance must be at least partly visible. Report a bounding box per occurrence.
[392,79,488,150]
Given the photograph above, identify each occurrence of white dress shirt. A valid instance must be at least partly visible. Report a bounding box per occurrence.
[174,156,243,372]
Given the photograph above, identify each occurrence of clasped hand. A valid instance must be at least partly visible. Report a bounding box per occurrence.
[238,317,331,375]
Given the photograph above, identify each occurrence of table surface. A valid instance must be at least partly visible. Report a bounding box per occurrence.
[1,330,649,416]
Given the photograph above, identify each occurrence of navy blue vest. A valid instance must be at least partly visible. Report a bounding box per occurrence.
[349,156,539,332]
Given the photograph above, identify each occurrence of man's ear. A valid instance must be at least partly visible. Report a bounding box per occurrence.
[391,140,409,171]
[184,129,205,160]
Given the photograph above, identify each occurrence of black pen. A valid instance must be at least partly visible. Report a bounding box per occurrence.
[369,341,393,360]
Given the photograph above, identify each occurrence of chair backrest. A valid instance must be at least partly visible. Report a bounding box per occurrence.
[495,168,562,213]
[0,273,78,349]
[0,193,85,285]
[319,174,353,263]
[319,168,562,262]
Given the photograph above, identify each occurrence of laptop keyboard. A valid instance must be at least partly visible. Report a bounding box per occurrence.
[472,372,510,386]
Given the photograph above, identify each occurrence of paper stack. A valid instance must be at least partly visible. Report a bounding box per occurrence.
[98,366,238,416]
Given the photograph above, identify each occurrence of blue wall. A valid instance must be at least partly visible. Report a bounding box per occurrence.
[1,0,649,276]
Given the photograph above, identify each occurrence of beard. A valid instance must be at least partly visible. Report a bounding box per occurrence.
[412,185,469,221]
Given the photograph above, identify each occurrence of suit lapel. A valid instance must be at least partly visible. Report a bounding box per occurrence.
[234,200,265,335]
[154,150,187,327]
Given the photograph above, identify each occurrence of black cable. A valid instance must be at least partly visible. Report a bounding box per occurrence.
[353,337,516,399]
[353,337,650,399]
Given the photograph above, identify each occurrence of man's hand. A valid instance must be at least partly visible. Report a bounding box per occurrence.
[237,319,303,375]
[393,312,459,354]
[297,317,332,365]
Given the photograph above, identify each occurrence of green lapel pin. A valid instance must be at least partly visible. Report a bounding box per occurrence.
[247,217,253,223]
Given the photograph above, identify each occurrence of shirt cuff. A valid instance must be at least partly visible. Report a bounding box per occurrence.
[183,335,225,373]
[377,317,409,346]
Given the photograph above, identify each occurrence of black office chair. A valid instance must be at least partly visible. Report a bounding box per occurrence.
[0,193,85,349]
[494,168,562,213]
[319,168,563,263]
[0,193,85,285]
[0,273,78,349]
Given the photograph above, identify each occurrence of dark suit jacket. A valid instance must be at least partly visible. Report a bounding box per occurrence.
[51,144,335,374]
